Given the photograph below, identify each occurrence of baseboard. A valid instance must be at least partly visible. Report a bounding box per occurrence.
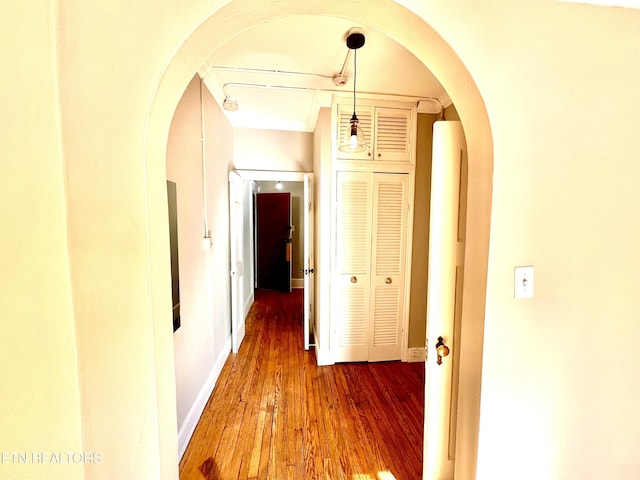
[177,336,232,459]
[406,347,426,362]
[315,347,335,366]
[314,323,334,366]
[243,291,254,318]
[291,278,304,289]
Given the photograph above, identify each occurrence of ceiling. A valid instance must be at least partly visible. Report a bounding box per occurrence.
[198,15,449,132]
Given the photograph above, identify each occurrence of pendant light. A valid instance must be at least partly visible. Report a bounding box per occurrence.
[339,28,368,153]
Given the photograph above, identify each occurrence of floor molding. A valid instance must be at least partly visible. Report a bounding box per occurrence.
[177,336,232,459]
[244,291,254,318]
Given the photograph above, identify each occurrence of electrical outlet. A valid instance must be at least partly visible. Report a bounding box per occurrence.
[408,347,426,361]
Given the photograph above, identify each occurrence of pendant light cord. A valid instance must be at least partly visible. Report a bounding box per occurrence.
[353,48,357,116]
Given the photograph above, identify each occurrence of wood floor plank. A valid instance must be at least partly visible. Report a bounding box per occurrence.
[179,289,424,480]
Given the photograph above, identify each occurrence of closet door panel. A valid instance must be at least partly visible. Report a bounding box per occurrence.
[369,173,409,361]
[335,172,372,274]
[333,276,370,362]
[374,107,412,162]
[333,171,373,362]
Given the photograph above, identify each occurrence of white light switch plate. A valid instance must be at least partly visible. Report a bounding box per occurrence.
[515,266,534,299]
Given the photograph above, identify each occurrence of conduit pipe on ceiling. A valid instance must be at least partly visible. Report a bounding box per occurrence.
[205,65,335,81]
[220,82,444,113]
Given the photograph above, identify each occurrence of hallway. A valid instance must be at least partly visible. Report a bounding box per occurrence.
[179,289,424,479]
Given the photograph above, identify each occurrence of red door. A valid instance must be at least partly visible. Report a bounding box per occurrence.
[256,193,291,292]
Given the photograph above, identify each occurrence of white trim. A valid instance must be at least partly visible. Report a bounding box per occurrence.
[417,98,442,114]
[438,92,453,108]
[234,169,312,182]
[243,290,254,318]
[291,278,304,289]
[315,346,335,366]
[177,336,232,459]
[313,322,334,366]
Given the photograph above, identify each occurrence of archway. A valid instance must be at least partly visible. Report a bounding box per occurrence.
[143,1,493,478]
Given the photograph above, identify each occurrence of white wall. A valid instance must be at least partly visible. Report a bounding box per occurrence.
[166,76,233,456]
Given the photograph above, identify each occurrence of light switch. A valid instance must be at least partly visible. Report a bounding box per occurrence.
[514,266,534,299]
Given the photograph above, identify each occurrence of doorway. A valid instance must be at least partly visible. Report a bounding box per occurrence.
[144,3,493,479]
[256,191,292,292]
[231,170,315,352]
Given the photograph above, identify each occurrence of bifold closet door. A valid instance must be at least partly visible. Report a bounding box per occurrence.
[333,171,373,362]
[333,171,409,363]
[369,173,409,362]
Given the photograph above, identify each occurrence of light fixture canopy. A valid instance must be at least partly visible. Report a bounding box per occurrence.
[339,28,368,153]
[222,97,238,111]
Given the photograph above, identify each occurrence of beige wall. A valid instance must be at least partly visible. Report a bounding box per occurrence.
[421,4,640,478]
[3,1,640,479]
[166,76,234,454]
[0,2,83,479]
[233,128,313,172]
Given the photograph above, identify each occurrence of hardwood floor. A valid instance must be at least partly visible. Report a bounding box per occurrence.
[179,289,424,480]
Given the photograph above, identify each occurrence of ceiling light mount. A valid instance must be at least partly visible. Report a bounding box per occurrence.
[346,28,366,49]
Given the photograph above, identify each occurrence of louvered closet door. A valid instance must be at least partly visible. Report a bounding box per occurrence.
[374,107,412,162]
[368,173,409,362]
[334,171,373,362]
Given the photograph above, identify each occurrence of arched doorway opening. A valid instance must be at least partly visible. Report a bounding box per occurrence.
[144,1,493,478]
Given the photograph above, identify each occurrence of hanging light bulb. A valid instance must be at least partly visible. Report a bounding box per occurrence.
[339,29,368,153]
[347,112,365,150]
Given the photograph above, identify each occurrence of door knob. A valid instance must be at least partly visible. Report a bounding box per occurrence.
[385,277,392,284]
[351,276,358,283]
[435,336,450,365]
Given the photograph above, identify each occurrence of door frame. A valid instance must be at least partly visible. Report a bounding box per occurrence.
[234,169,315,350]
[143,4,493,478]
[229,171,246,353]
[255,191,292,292]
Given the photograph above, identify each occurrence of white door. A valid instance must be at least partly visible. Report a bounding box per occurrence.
[368,173,409,362]
[424,121,467,479]
[303,174,313,350]
[333,171,373,362]
[229,171,245,353]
